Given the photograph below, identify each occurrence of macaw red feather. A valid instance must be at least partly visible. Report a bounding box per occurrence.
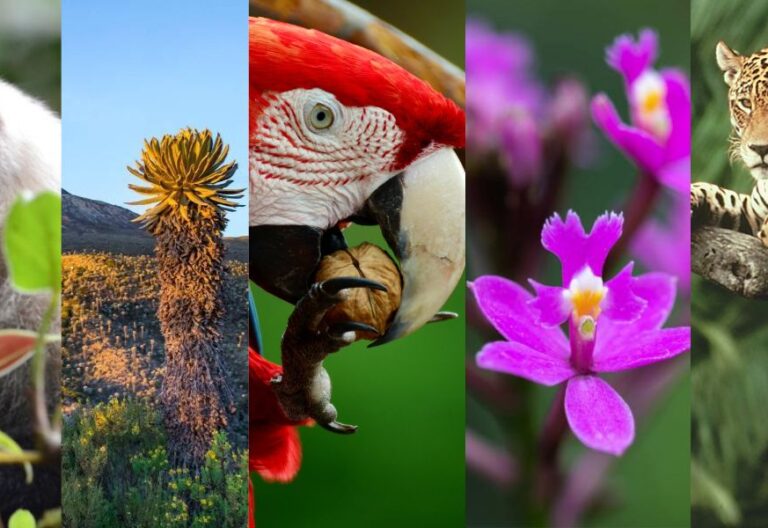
[249,347,309,483]
[249,17,464,169]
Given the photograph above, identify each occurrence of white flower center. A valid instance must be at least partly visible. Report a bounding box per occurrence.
[562,267,607,320]
[632,70,670,142]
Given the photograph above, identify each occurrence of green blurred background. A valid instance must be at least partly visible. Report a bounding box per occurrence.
[691,1,768,526]
[0,0,60,111]
[467,0,690,527]
[251,1,466,526]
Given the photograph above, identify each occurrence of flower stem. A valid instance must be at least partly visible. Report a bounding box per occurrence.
[608,171,659,271]
[536,387,568,507]
[465,429,518,487]
[32,290,61,455]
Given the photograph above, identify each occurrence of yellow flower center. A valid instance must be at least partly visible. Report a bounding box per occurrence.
[564,267,607,322]
[641,89,663,114]
[632,70,670,141]
[570,289,605,319]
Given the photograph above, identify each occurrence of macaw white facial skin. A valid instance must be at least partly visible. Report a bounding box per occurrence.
[250,86,466,343]
[250,88,405,228]
[0,79,60,217]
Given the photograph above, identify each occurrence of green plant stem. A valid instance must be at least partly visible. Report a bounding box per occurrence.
[32,290,60,454]
[536,387,568,510]
[0,450,44,464]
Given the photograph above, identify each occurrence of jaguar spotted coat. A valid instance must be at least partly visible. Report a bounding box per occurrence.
[691,42,768,245]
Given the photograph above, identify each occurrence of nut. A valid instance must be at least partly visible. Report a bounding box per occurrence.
[315,243,402,340]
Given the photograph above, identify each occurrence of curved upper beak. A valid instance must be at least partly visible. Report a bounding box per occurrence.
[363,147,465,346]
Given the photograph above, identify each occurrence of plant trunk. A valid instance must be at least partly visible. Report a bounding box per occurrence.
[154,212,234,466]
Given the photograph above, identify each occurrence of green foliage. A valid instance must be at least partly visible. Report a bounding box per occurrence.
[8,509,35,528]
[3,191,62,294]
[62,398,247,528]
[691,0,768,525]
[0,429,32,484]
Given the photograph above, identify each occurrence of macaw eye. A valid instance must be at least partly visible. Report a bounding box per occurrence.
[309,103,335,130]
[738,98,752,111]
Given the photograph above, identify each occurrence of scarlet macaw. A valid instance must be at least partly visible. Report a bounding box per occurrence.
[248,15,465,493]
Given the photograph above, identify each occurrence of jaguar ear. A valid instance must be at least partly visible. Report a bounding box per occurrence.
[716,41,743,86]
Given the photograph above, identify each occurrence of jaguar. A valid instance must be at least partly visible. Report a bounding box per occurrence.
[691,41,768,245]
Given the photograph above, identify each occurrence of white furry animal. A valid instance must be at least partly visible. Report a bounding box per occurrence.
[0,79,59,208]
[0,78,60,521]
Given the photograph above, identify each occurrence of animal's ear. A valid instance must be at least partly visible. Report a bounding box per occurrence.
[716,41,743,86]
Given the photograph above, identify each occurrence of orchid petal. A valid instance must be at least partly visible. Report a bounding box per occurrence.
[469,276,569,358]
[565,375,635,456]
[616,272,678,333]
[602,263,646,322]
[606,29,658,85]
[476,341,575,386]
[662,69,692,164]
[657,156,691,194]
[541,210,623,283]
[595,272,679,359]
[591,94,665,174]
[528,280,570,327]
[593,327,691,372]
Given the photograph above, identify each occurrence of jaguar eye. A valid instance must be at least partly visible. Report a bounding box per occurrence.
[739,98,752,111]
[309,103,334,130]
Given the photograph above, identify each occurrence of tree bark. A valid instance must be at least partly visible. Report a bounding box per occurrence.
[249,0,465,108]
[692,226,768,299]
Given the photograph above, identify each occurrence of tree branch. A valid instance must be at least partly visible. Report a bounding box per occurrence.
[249,0,465,108]
[692,226,768,299]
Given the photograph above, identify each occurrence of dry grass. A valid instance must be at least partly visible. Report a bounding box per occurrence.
[61,252,248,444]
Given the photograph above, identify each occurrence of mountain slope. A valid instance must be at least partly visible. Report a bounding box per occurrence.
[62,190,247,261]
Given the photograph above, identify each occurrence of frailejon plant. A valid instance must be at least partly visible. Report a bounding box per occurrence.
[128,128,243,464]
[0,191,62,526]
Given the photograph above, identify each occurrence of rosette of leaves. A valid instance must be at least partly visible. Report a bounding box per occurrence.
[127,128,243,465]
[127,128,242,233]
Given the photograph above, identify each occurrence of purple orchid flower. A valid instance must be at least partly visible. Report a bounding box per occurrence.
[591,29,690,194]
[467,19,591,186]
[469,211,690,455]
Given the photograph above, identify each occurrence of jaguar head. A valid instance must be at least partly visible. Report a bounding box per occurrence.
[717,41,768,181]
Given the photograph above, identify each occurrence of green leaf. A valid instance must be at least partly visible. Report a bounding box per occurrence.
[8,509,36,528]
[0,430,33,484]
[4,191,61,293]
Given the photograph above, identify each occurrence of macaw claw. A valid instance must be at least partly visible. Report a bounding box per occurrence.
[328,321,381,340]
[318,276,387,296]
[320,420,358,435]
[429,311,458,323]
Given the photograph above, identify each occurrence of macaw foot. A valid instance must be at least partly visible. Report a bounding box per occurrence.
[302,276,387,347]
[278,276,387,435]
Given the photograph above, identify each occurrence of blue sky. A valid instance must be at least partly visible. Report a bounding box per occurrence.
[63,1,247,235]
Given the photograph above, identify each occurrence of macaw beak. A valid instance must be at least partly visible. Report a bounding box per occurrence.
[249,146,465,346]
[361,147,465,345]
